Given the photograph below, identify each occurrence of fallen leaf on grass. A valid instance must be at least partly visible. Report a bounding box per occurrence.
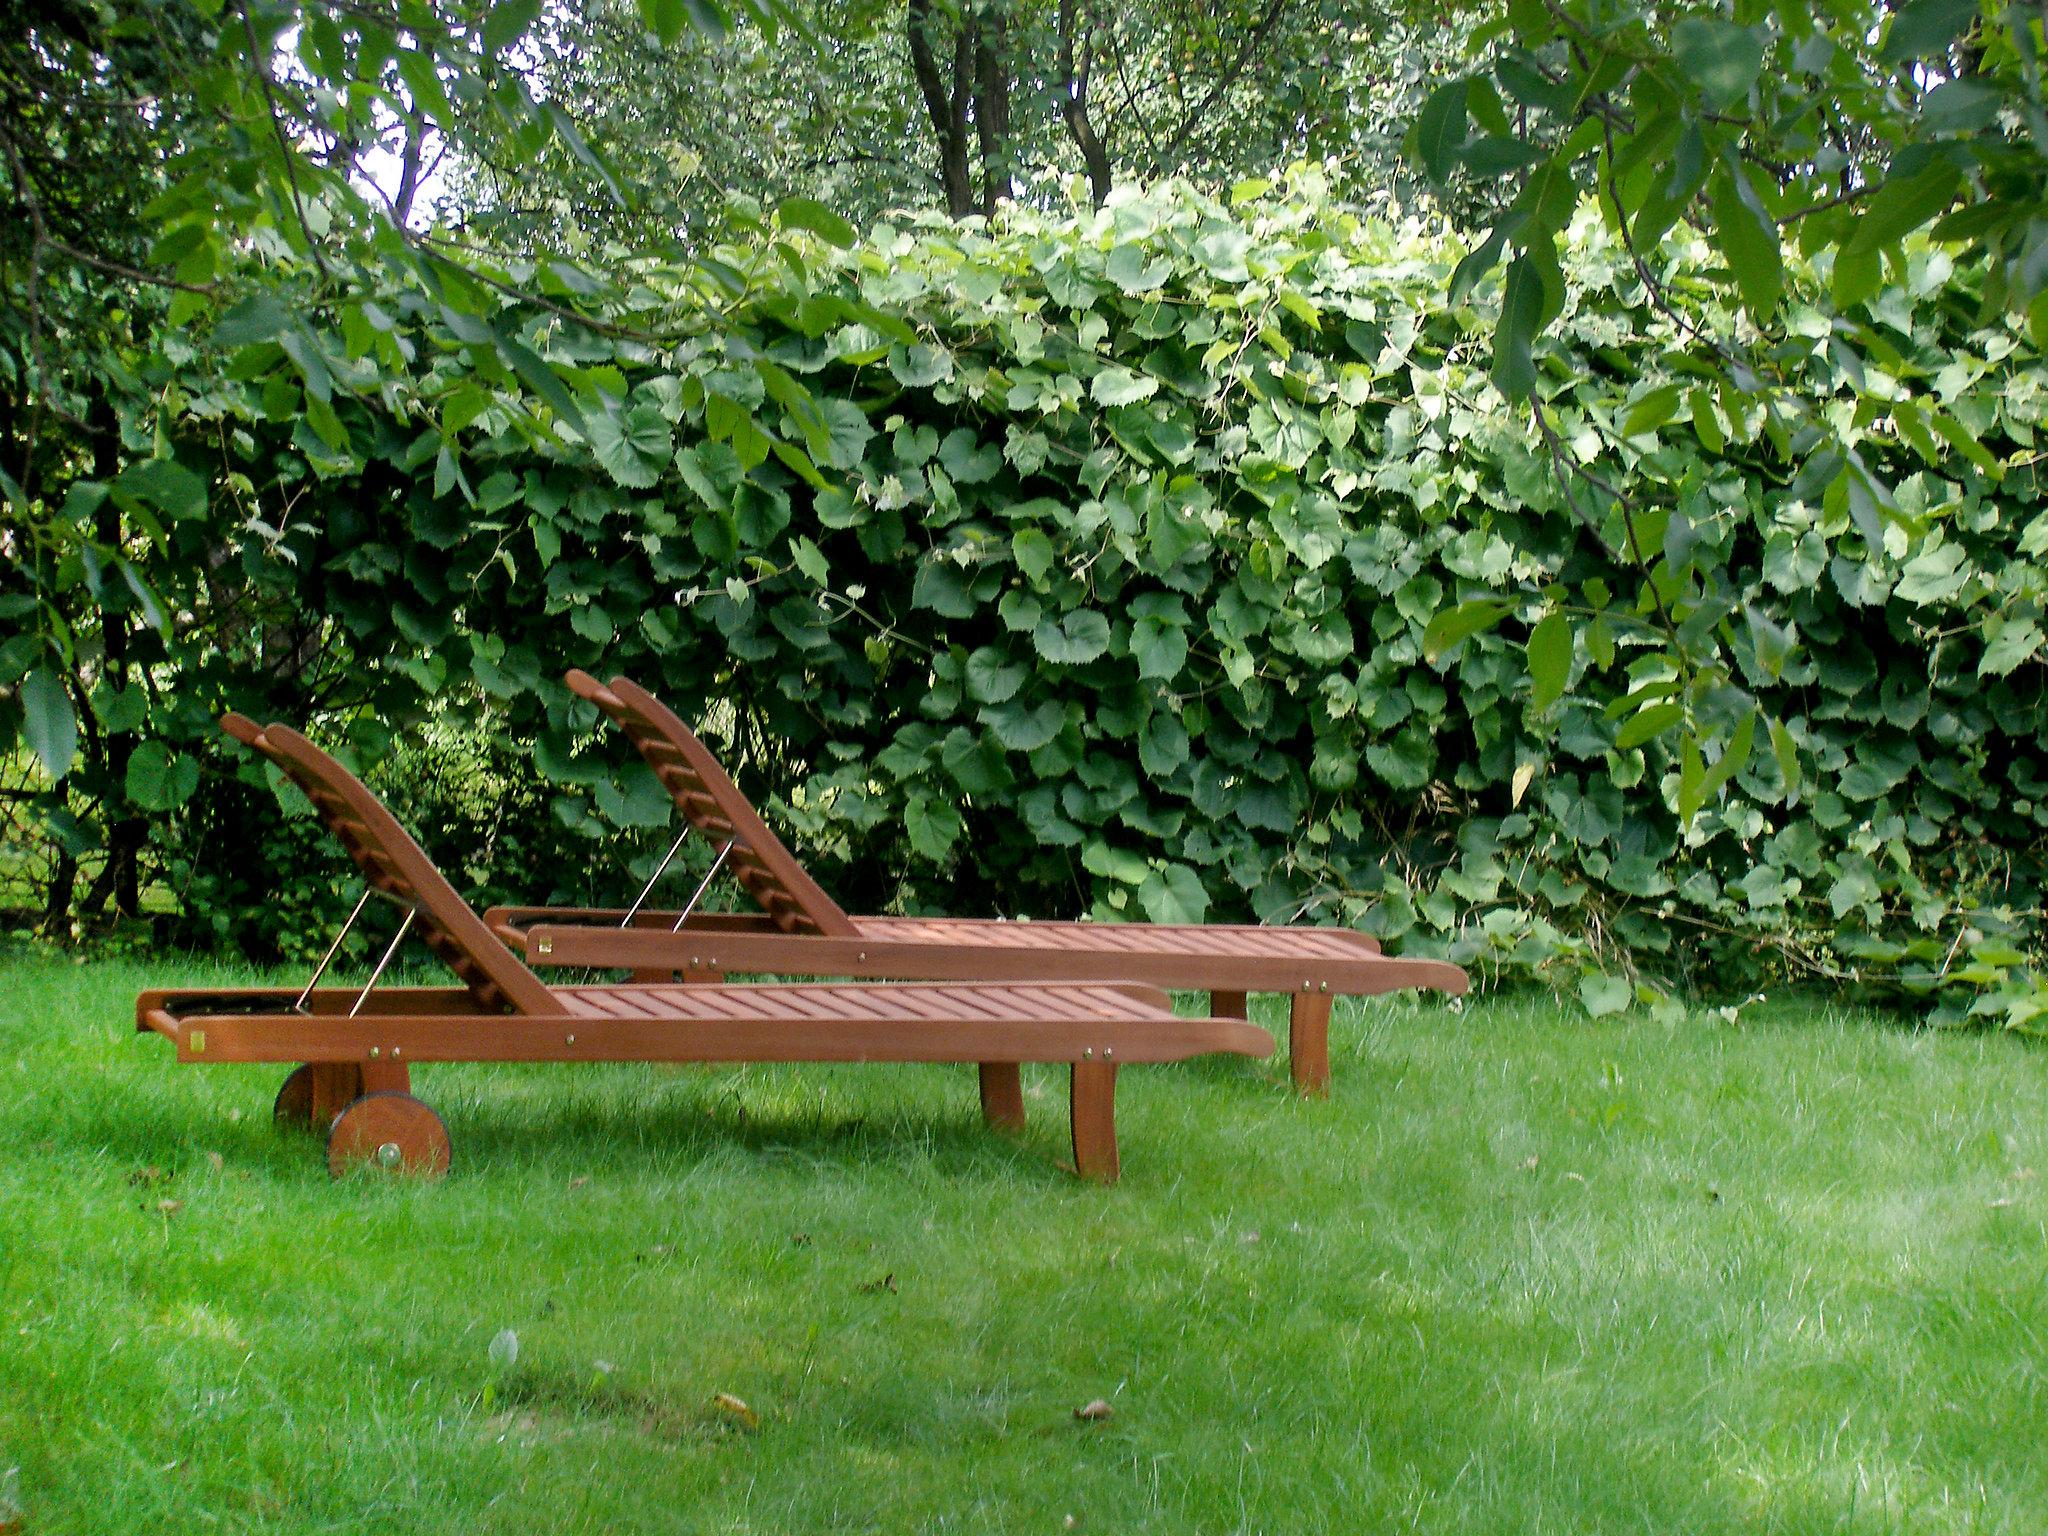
[205,1151,224,1173]
[569,1176,590,1190]
[1074,1399,1113,1422]
[712,1392,760,1430]
[155,1199,183,1217]
[858,1273,897,1294]
[129,1166,170,1187]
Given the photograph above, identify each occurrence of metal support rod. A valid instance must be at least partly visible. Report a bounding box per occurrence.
[294,887,375,1014]
[620,828,692,928]
[671,840,734,933]
[349,905,417,1019]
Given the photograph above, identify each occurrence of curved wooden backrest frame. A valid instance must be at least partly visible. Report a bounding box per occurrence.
[566,671,858,938]
[223,714,556,1015]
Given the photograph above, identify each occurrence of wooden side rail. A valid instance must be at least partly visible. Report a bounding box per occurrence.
[139,1003,1264,1066]
[484,917,1461,1001]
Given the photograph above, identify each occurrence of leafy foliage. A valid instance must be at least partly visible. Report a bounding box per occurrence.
[6,176,2045,1026]
[450,0,1457,238]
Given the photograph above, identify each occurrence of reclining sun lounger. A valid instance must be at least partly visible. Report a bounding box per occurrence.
[484,672,1468,1097]
[135,715,1272,1181]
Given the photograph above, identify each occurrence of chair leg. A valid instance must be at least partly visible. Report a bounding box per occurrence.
[278,1063,366,1130]
[309,1063,364,1125]
[1069,1062,1119,1183]
[682,968,725,984]
[361,1059,411,1096]
[1290,992,1332,1097]
[632,967,676,983]
[979,1063,1026,1133]
[1211,990,1249,1020]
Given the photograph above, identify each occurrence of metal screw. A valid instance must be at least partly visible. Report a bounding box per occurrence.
[858,951,867,961]
[369,1046,380,1058]
[391,1047,402,1059]
[566,1034,576,1045]
[1302,980,1312,990]
[1083,1047,1094,1060]
[1320,981,1330,992]
[1103,1047,1114,1060]
[375,1142,403,1169]
[691,956,701,967]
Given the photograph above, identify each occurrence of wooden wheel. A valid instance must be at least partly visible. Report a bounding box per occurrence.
[326,1091,452,1179]
[275,1063,364,1131]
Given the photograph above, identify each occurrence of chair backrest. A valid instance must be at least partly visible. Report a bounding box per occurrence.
[224,714,557,1015]
[566,671,859,937]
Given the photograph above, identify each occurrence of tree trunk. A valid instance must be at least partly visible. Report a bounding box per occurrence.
[90,389,143,919]
[1057,0,1113,208]
[391,106,427,224]
[907,0,979,218]
[973,5,1013,214]
[39,848,76,936]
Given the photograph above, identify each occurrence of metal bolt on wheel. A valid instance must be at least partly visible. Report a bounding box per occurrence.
[326,1091,451,1179]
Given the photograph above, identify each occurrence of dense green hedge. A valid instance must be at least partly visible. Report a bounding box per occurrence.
[5,176,2045,1022]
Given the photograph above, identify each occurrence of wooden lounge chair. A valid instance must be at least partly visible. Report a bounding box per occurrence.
[484,672,1468,1097]
[134,715,1272,1182]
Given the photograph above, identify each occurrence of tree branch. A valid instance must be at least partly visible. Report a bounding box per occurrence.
[240,5,334,280]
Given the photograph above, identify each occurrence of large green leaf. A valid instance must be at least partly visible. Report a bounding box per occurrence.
[1527,610,1572,711]
[1614,702,1683,751]
[1424,598,1513,662]
[18,668,75,781]
[1090,368,1158,406]
[115,457,207,521]
[778,196,857,249]
[1669,19,1764,111]
[1881,0,1979,61]
[125,740,201,810]
[1034,610,1111,665]
[904,794,963,860]
[1410,79,1470,180]
[1843,158,1963,258]
[481,0,543,55]
[1139,863,1210,924]
[965,647,1026,704]
[586,403,672,488]
[983,698,1064,752]
[1128,597,1189,681]
[814,398,874,470]
[1490,255,1544,399]
[1709,169,1782,322]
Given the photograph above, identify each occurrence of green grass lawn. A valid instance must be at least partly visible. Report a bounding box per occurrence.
[2,950,2044,1533]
